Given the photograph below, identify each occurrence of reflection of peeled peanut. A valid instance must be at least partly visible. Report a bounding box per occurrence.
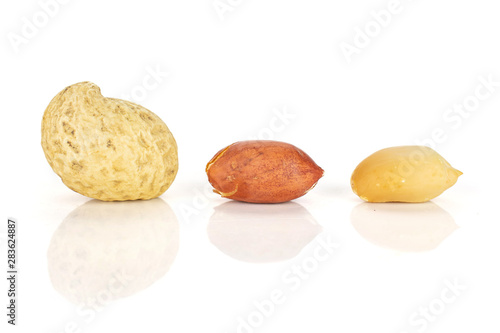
[41,82,178,201]
[47,199,179,306]
[351,146,462,202]
[206,140,324,203]
[351,202,458,252]
[208,201,322,263]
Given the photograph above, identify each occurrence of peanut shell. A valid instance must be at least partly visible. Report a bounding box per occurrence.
[41,82,178,201]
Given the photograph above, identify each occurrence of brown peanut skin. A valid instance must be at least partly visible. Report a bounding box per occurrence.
[206,141,324,203]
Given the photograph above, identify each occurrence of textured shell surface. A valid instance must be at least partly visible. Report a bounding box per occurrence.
[41,81,178,201]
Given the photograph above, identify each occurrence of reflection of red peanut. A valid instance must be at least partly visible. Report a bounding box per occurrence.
[206,140,324,203]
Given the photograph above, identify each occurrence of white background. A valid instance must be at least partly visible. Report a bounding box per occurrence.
[1,0,500,332]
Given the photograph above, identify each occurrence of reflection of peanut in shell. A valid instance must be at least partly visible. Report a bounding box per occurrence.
[47,199,179,306]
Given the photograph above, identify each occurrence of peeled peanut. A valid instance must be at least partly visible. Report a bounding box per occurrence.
[206,140,324,203]
[351,146,462,202]
[41,82,178,201]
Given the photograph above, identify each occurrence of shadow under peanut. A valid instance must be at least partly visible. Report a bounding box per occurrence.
[207,201,322,263]
[47,198,179,306]
[350,202,458,252]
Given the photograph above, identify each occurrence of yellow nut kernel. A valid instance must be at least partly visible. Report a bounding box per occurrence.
[351,146,462,203]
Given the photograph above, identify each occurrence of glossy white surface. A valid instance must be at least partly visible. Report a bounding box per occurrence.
[1,183,499,332]
[1,0,500,332]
